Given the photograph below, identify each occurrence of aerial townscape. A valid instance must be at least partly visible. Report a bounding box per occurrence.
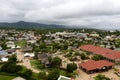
[0,28,120,80]
[1,0,120,80]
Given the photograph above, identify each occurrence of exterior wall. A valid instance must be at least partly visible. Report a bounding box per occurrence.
[80,65,114,74]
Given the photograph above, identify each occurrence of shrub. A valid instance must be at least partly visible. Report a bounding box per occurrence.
[66,63,77,73]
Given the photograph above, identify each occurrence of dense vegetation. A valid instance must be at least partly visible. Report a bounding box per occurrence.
[0,55,33,80]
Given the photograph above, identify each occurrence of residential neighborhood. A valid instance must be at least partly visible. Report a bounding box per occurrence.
[1,28,120,80]
[1,0,120,80]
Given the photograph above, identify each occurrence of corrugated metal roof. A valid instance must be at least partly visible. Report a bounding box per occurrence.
[0,50,7,55]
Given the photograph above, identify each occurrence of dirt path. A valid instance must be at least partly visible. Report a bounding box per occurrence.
[16,50,40,73]
[57,54,72,68]
[75,69,120,80]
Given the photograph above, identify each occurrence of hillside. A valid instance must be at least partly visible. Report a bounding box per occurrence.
[0,21,66,29]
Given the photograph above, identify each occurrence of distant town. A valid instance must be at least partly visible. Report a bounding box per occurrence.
[0,28,120,80]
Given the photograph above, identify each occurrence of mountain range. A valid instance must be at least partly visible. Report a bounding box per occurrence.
[0,21,67,29]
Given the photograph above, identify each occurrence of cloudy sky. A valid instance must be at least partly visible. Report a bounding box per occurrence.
[0,0,120,29]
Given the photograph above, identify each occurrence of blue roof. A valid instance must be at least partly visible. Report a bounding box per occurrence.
[0,46,2,50]
[0,51,7,55]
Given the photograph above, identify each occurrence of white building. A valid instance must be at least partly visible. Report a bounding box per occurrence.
[6,41,15,48]
[58,75,71,80]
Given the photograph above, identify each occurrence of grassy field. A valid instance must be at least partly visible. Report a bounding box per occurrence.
[0,75,16,80]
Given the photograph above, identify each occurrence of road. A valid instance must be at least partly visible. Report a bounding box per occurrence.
[16,50,40,73]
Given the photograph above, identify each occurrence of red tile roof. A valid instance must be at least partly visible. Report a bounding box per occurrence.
[80,60,114,71]
[80,45,120,60]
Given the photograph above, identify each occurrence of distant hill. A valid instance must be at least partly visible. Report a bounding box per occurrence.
[0,21,66,29]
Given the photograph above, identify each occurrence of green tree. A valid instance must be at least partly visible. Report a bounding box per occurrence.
[39,43,46,49]
[38,71,47,80]
[1,62,22,73]
[8,54,17,63]
[91,54,104,61]
[52,43,61,50]
[74,52,80,56]
[80,53,88,60]
[1,55,22,73]
[33,45,40,52]
[47,69,60,80]
[94,74,110,80]
[61,43,68,50]
[1,54,22,73]
[66,63,77,73]
[34,52,38,59]
[51,57,62,68]
[1,43,8,50]
[22,69,32,80]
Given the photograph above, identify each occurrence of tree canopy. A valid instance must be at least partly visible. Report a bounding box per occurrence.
[50,57,62,68]
[66,63,77,73]
[91,54,104,61]
[47,69,60,80]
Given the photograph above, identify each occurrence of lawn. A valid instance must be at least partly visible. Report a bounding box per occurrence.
[15,40,27,47]
[30,59,41,70]
[0,75,16,80]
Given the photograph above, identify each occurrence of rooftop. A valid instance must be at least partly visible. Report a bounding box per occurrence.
[80,45,120,60]
[0,51,7,55]
[79,60,114,71]
[12,77,26,80]
[58,75,71,80]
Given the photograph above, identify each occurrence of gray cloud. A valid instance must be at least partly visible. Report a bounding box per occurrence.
[0,0,120,29]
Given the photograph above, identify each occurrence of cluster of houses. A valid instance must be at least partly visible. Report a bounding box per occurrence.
[44,31,120,49]
[0,47,35,63]
[0,48,8,62]
[0,29,40,62]
[0,44,17,62]
[47,31,87,40]
[1,29,120,79]
[0,29,40,43]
